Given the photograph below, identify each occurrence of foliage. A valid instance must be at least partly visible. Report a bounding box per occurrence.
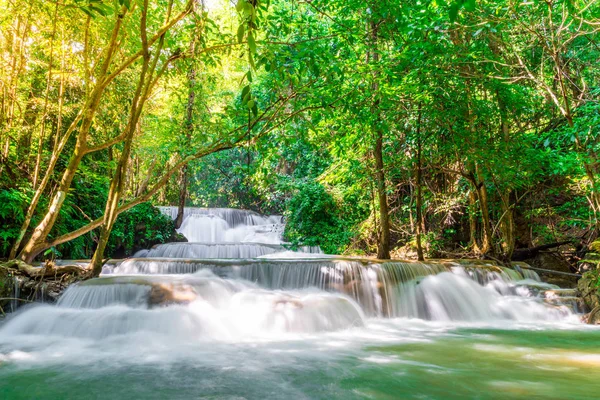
[106,202,177,258]
[1,0,599,263]
[0,188,33,257]
[284,182,357,254]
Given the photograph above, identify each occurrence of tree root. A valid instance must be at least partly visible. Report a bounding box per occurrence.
[584,306,600,324]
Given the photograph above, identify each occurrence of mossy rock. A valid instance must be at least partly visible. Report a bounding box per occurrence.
[577,271,600,311]
[0,265,15,310]
[581,253,600,262]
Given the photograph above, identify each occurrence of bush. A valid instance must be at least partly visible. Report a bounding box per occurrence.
[284,183,353,254]
[0,188,32,258]
[106,203,178,258]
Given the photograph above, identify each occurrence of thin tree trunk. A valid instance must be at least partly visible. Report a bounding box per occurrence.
[89,0,174,275]
[18,138,87,263]
[474,167,494,256]
[415,105,424,261]
[32,0,60,189]
[175,167,188,228]
[368,15,390,259]
[375,130,390,259]
[468,189,481,254]
[175,0,202,228]
[16,8,128,262]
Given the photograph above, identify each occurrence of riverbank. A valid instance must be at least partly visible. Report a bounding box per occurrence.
[0,260,87,314]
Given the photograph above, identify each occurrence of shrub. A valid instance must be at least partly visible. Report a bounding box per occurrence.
[284,183,353,254]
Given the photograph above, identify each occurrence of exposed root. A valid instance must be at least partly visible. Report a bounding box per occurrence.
[584,306,600,324]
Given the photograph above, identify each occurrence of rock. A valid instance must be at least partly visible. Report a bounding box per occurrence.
[0,265,15,311]
[577,271,600,314]
[526,252,577,287]
[148,283,197,307]
[173,233,188,243]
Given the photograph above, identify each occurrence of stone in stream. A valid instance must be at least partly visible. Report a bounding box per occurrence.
[148,283,197,307]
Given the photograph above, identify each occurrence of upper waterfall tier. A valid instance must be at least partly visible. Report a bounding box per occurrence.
[158,207,285,244]
[133,242,321,259]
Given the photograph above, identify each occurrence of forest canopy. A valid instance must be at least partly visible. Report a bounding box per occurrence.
[0,0,599,271]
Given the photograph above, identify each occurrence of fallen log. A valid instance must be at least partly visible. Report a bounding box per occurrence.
[5,260,88,279]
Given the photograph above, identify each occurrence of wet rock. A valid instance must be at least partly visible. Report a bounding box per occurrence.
[0,265,15,311]
[526,252,577,288]
[148,283,197,307]
[577,271,600,312]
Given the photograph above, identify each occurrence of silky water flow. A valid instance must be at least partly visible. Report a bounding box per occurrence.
[0,207,597,399]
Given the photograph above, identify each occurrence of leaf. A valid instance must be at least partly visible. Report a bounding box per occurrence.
[241,84,250,100]
[449,3,459,22]
[248,32,256,54]
[237,24,245,44]
[248,52,256,70]
[464,0,476,12]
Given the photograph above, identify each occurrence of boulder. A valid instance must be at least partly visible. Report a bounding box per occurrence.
[148,283,197,307]
[578,271,600,312]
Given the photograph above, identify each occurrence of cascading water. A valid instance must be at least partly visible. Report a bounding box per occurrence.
[158,206,286,244]
[0,207,595,399]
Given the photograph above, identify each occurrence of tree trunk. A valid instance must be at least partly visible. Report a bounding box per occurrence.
[468,189,481,254]
[375,130,390,259]
[175,166,188,228]
[14,7,140,262]
[368,16,390,260]
[18,139,87,263]
[32,0,60,189]
[175,2,201,228]
[89,139,133,276]
[475,179,494,255]
[415,105,424,261]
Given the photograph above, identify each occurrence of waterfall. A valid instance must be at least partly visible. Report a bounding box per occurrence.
[390,271,571,321]
[11,276,21,313]
[4,270,365,339]
[158,206,286,244]
[0,207,578,345]
[132,242,320,259]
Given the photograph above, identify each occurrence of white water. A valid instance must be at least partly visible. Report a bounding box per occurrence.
[0,207,591,399]
[133,242,321,259]
[5,272,364,340]
[159,206,285,244]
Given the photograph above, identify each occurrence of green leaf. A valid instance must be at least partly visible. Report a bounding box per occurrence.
[449,3,460,21]
[248,52,256,69]
[237,24,245,44]
[241,84,250,100]
[235,0,244,12]
[248,32,256,54]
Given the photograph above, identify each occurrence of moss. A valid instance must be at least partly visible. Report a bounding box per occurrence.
[0,265,14,310]
[578,270,600,311]
[589,240,600,253]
